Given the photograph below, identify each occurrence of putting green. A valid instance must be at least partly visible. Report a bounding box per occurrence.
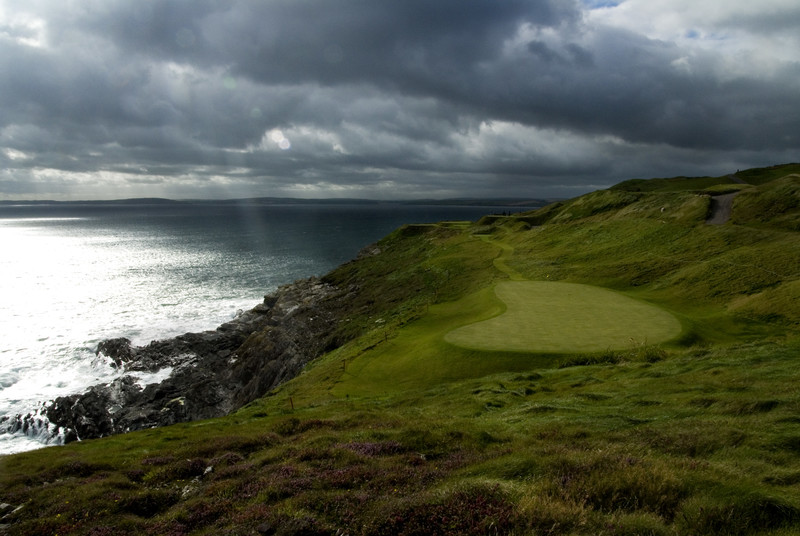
[445,281,682,353]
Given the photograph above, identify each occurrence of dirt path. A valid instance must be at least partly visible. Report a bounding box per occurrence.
[478,234,526,280]
[706,192,738,225]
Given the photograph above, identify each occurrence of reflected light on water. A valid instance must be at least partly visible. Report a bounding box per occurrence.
[0,218,260,423]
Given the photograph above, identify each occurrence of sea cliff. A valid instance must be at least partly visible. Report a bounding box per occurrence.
[42,276,355,443]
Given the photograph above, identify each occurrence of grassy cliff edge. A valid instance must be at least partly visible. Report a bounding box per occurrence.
[1,164,799,535]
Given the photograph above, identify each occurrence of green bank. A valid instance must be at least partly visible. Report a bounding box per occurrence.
[2,164,799,535]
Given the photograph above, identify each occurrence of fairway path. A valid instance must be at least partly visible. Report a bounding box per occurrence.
[478,234,526,281]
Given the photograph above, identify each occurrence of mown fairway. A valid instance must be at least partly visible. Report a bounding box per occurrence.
[445,281,683,353]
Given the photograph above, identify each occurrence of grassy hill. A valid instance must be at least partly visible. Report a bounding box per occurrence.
[2,165,799,535]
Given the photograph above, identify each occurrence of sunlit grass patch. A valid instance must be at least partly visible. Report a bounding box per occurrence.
[445,281,683,353]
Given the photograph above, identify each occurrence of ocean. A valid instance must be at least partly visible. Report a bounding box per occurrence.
[0,202,509,454]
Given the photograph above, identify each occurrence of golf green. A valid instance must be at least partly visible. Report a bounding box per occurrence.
[445,281,682,353]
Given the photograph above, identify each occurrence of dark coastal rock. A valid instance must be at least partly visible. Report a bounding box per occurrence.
[96,337,135,368]
[47,385,118,442]
[45,277,354,443]
[1,502,23,533]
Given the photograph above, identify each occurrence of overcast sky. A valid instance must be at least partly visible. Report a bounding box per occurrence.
[1,1,798,200]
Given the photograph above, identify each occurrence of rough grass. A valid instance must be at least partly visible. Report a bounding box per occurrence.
[733,163,800,185]
[611,175,736,192]
[1,164,799,535]
[502,204,800,332]
[3,340,800,535]
[445,281,682,353]
[731,175,800,231]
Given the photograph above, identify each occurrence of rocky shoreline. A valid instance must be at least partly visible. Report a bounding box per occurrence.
[7,276,357,445]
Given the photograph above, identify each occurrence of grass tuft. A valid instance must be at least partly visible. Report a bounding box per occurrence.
[678,491,800,535]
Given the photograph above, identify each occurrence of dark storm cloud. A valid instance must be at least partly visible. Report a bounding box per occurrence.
[216,1,574,85]
[0,0,797,200]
